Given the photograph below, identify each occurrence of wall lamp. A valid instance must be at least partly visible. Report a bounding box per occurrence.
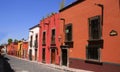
[58,35,62,42]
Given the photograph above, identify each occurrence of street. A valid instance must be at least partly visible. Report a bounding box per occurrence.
[4,55,66,72]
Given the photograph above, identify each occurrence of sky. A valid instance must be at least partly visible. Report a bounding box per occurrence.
[0,0,75,44]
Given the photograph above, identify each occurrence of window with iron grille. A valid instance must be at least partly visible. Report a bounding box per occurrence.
[42,32,46,44]
[87,16,101,61]
[86,47,100,61]
[89,16,101,39]
[51,29,55,44]
[65,24,72,41]
[30,35,33,47]
[34,34,38,48]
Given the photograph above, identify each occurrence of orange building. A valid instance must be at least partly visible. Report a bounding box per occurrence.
[59,0,120,72]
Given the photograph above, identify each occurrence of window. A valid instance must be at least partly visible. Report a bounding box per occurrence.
[87,16,102,62]
[51,29,55,44]
[30,36,33,47]
[89,16,101,39]
[42,32,46,44]
[86,47,100,60]
[65,24,72,41]
[34,34,38,48]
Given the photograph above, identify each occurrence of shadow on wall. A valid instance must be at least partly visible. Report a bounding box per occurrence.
[0,55,15,72]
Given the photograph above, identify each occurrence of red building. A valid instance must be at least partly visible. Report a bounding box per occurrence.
[59,0,120,72]
[7,42,18,56]
[38,13,61,65]
[22,41,28,58]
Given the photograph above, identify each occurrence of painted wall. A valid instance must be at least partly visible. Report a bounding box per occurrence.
[7,42,18,56]
[38,13,60,64]
[60,0,120,66]
[59,0,120,71]
[28,25,39,60]
[22,42,28,58]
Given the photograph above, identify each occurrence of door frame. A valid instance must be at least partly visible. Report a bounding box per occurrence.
[50,48,56,64]
[60,48,69,67]
[42,48,46,63]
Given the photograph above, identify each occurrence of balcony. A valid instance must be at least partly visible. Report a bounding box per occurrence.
[60,41,74,48]
[42,40,46,46]
[87,39,103,48]
[51,37,56,46]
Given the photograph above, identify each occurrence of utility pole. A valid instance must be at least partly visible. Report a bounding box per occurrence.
[60,0,65,10]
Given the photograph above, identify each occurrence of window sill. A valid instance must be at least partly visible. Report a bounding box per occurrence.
[87,39,103,48]
[85,59,103,65]
[50,43,56,46]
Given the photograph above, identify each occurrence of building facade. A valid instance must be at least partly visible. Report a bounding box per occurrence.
[59,0,120,72]
[28,24,39,61]
[17,40,28,58]
[7,42,18,56]
[38,13,61,65]
[22,41,28,58]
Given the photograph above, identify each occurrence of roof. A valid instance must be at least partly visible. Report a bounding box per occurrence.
[29,24,40,30]
[59,0,85,12]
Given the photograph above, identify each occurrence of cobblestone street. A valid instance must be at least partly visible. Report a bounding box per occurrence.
[6,55,65,72]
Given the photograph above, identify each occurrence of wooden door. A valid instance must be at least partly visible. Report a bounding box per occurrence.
[51,49,55,64]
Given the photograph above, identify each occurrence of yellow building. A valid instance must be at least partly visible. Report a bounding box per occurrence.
[18,41,22,58]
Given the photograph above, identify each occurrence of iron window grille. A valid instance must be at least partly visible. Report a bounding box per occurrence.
[51,29,55,44]
[34,34,38,48]
[86,47,100,61]
[30,36,33,47]
[42,32,46,44]
[65,24,72,42]
[89,16,101,40]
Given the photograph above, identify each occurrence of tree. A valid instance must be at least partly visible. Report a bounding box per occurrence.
[8,38,13,44]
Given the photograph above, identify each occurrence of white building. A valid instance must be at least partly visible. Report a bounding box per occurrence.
[28,24,39,61]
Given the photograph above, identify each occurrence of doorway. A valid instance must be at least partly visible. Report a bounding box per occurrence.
[29,49,32,60]
[35,49,37,61]
[42,48,46,63]
[51,49,56,64]
[62,49,68,66]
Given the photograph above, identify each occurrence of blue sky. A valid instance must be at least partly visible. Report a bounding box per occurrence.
[0,0,75,44]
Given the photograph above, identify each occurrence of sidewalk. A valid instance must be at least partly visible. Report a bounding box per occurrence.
[10,55,93,72]
[44,63,93,72]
